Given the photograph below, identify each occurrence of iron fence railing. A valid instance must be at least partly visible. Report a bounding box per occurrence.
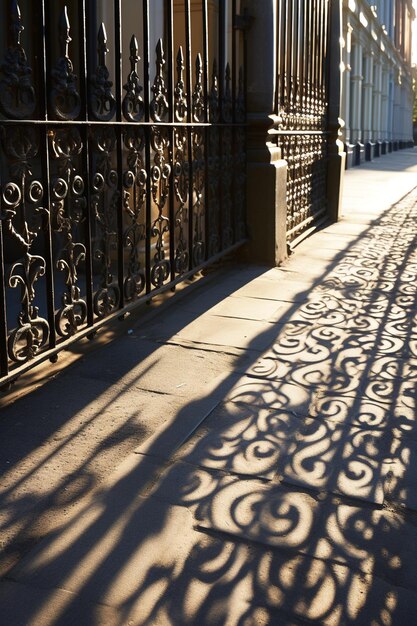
[0,0,247,386]
[274,0,330,246]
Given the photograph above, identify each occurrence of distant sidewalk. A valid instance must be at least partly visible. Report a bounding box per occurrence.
[342,147,417,218]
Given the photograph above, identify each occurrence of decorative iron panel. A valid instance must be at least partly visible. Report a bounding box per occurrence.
[0,0,247,386]
[275,0,330,246]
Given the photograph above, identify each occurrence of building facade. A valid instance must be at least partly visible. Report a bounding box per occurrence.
[341,0,415,167]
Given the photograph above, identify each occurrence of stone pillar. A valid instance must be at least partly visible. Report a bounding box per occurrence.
[362,52,374,158]
[372,61,382,155]
[381,68,389,152]
[342,23,355,167]
[393,78,401,148]
[326,0,345,222]
[350,39,364,162]
[243,0,288,265]
[388,74,394,143]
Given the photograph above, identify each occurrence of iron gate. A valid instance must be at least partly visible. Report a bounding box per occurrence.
[0,0,247,387]
[275,0,330,247]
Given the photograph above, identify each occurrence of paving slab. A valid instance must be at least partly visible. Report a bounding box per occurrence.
[230,276,314,302]
[281,417,390,504]
[167,314,280,352]
[196,295,287,322]
[173,402,303,480]
[383,436,417,511]
[0,580,121,626]
[75,338,242,398]
[225,375,313,417]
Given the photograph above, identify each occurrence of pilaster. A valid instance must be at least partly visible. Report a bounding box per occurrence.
[243,0,288,265]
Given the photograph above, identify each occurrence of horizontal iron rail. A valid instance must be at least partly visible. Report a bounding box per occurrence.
[0,120,247,128]
[286,207,328,240]
[272,130,330,136]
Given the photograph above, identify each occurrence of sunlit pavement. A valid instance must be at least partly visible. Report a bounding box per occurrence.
[2,149,417,625]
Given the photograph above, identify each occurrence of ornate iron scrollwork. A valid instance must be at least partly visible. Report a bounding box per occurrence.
[49,128,87,336]
[50,6,81,121]
[221,124,233,249]
[122,35,145,123]
[236,67,245,123]
[0,0,36,120]
[192,54,204,123]
[191,129,205,266]
[0,125,49,362]
[8,254,49,363]
[208,61,220,255]
[173,126,189,275]
[222,62,233,123]
[174,46,187,123]
[150,39,169,123]
[173,47,189,275]
[91,127,120,318]
[150,126,171,287]
[90,23,116,122]
[123,127,147,300]
[209,60,219,123]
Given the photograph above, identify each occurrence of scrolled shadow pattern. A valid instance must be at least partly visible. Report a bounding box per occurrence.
[4,189,417,625]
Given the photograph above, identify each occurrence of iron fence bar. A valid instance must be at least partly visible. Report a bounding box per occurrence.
[311,0,317,114]
[114,0,125,310]
[318,0,324,110]
[298,0,304,110]
[167,0,175,283]
[232,0,237,123]
[314,0,320,112]
[279,0,286,114]
[79,0,94,326]
[142,0,151,294]
[293,0,299,110]
[40,0,56,355]
[219,0,226,247]
[286,0,293,112]
[323,0,330,107]
[202,0,209,124]
[0,211,9,379]
[202,0,209,262]
[219,0,225,120]
[231,0,237,243]
[303,0,310,113]
[78,1,88,120]
[184,0,194,270]
[306,2,313,116]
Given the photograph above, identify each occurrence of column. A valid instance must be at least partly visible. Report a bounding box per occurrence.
[244,0,288,265]
[381,68,389,151]
[342,23,353,147]
[372,61,382,154]
[326,0,345,222]
[350,39,363,144]
[387,73,394,143]
[392,77,401,148]
[362,52,374,149]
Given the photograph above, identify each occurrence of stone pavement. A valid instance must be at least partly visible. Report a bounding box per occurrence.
[1,149,417,625]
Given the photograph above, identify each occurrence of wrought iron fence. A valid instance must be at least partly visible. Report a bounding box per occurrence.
[274,0,330,246]
[0,0,247,386]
